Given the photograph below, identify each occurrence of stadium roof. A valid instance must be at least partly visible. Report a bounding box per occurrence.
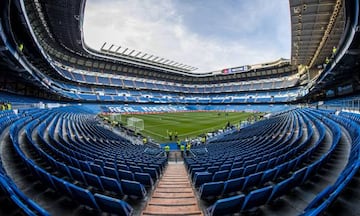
[290,0,345,68]
[25,0,345,77]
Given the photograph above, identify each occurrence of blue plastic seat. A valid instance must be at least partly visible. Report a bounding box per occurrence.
[260,167,277,185]
[274,163,289,179]
[242,185,273,211]
[143,167,158,180]
[83,172,104,191]
[223,177,245,195]
[199,181,224,200]
[193,172,213,187]
[129,166,143,173]
[205,194,245,216]
[66,182,100,210]
[212,170,229,182]
[120,179,147,198]
[242,172,262,191]
[270,177,296,201]
[90,163,104,176]
[243,164,257,176]
[207,166,219,173]
[51,175,72,197]
[103,166,118,179]
[219,164,231,171]
[229,168,244,179]
[94,193,133,215]
[69,166,87,184]
[118,169,134,181]
[134,172,154,187]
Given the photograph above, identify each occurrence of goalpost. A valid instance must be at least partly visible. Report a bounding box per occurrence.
[127,117,144,133]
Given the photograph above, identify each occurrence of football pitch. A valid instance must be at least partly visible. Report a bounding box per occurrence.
[120,112,255,143]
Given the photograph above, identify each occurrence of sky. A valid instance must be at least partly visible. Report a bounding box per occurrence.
[83,0,291,73]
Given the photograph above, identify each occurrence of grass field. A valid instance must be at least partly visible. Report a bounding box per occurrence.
[119,112,255,143]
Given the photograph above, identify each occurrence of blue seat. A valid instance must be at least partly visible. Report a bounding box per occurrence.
[103,166,118,179]
[199,181,224,200]
[256,161,268,172]
[292,167,307,186]
[269,177,296,201]
[205,194,245,216]
[232,162,243,169]
[229,168,244,179]
[129,166,143,173]
[94,193,133,215]
[143,167,158,180]
[223,177,245,195]
[34,166,56,190]
[134,172,154,187]
[275,163,289,179]
[212,170,229,182]
[79,161,92,173]
[219,164,231,171]
[193,172,213,187]
[260,167,277,185]
[120,179,147,198]
[243,164,257,176]
[191,167,207,180]
[56,162,72,178]
[51,176,72,197]
[83,172,103,191]
[10,195,38,216]
[207,166,219,173]
[242,185,273,211]
[66,182,100,210]
[69,166,87,184]
[242,172,262,191]
[100,176,123,195]
[117,164,130,171]
[118,169,134,181]
[90,163,104,176]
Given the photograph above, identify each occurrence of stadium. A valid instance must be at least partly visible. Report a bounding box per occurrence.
[0,0,359,215]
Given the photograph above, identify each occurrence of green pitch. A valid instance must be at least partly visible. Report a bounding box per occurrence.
[120,112,255,143]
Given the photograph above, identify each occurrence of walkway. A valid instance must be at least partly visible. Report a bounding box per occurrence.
[142,164,202,215]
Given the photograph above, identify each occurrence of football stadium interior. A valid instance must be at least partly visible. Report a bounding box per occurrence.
[0,0,360,215]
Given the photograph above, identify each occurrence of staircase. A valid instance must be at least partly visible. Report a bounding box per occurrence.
[142,164,202,215]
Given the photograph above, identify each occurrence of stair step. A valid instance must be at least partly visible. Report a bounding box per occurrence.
[156,187,193,193]
[143,205,202,215]
[152,192,195,198]
[148,198,197,206]
[142,164,202,215]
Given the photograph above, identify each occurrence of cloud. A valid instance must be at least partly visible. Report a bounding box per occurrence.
[83,0,291,72]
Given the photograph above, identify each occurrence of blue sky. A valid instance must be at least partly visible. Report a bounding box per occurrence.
[83,0,291,72]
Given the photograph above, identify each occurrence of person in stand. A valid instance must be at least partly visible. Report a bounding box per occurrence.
[180,144,185,157]
[174,131,178,140]
[169,131,173,141]
[165,144,170,158]
[142,137,147,144]
[186,143,191,156]
[177,139,181,148]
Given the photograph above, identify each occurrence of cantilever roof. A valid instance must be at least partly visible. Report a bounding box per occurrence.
[290,0,345,68]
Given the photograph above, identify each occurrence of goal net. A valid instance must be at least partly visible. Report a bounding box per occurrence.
[108,114,122,122]
[127,117,144,132]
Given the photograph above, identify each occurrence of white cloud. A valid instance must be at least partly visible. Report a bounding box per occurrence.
[83,0,290,72]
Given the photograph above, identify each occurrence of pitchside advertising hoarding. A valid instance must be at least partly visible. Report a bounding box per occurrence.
[222,65,250,75]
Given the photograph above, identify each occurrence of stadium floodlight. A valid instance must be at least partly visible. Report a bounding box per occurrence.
[135,51,142,57]
[122,48,128,54]
[127,117,144,133]
[100,42,107,50]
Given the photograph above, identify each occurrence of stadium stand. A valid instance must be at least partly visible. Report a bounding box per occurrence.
[0,0,360,215]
